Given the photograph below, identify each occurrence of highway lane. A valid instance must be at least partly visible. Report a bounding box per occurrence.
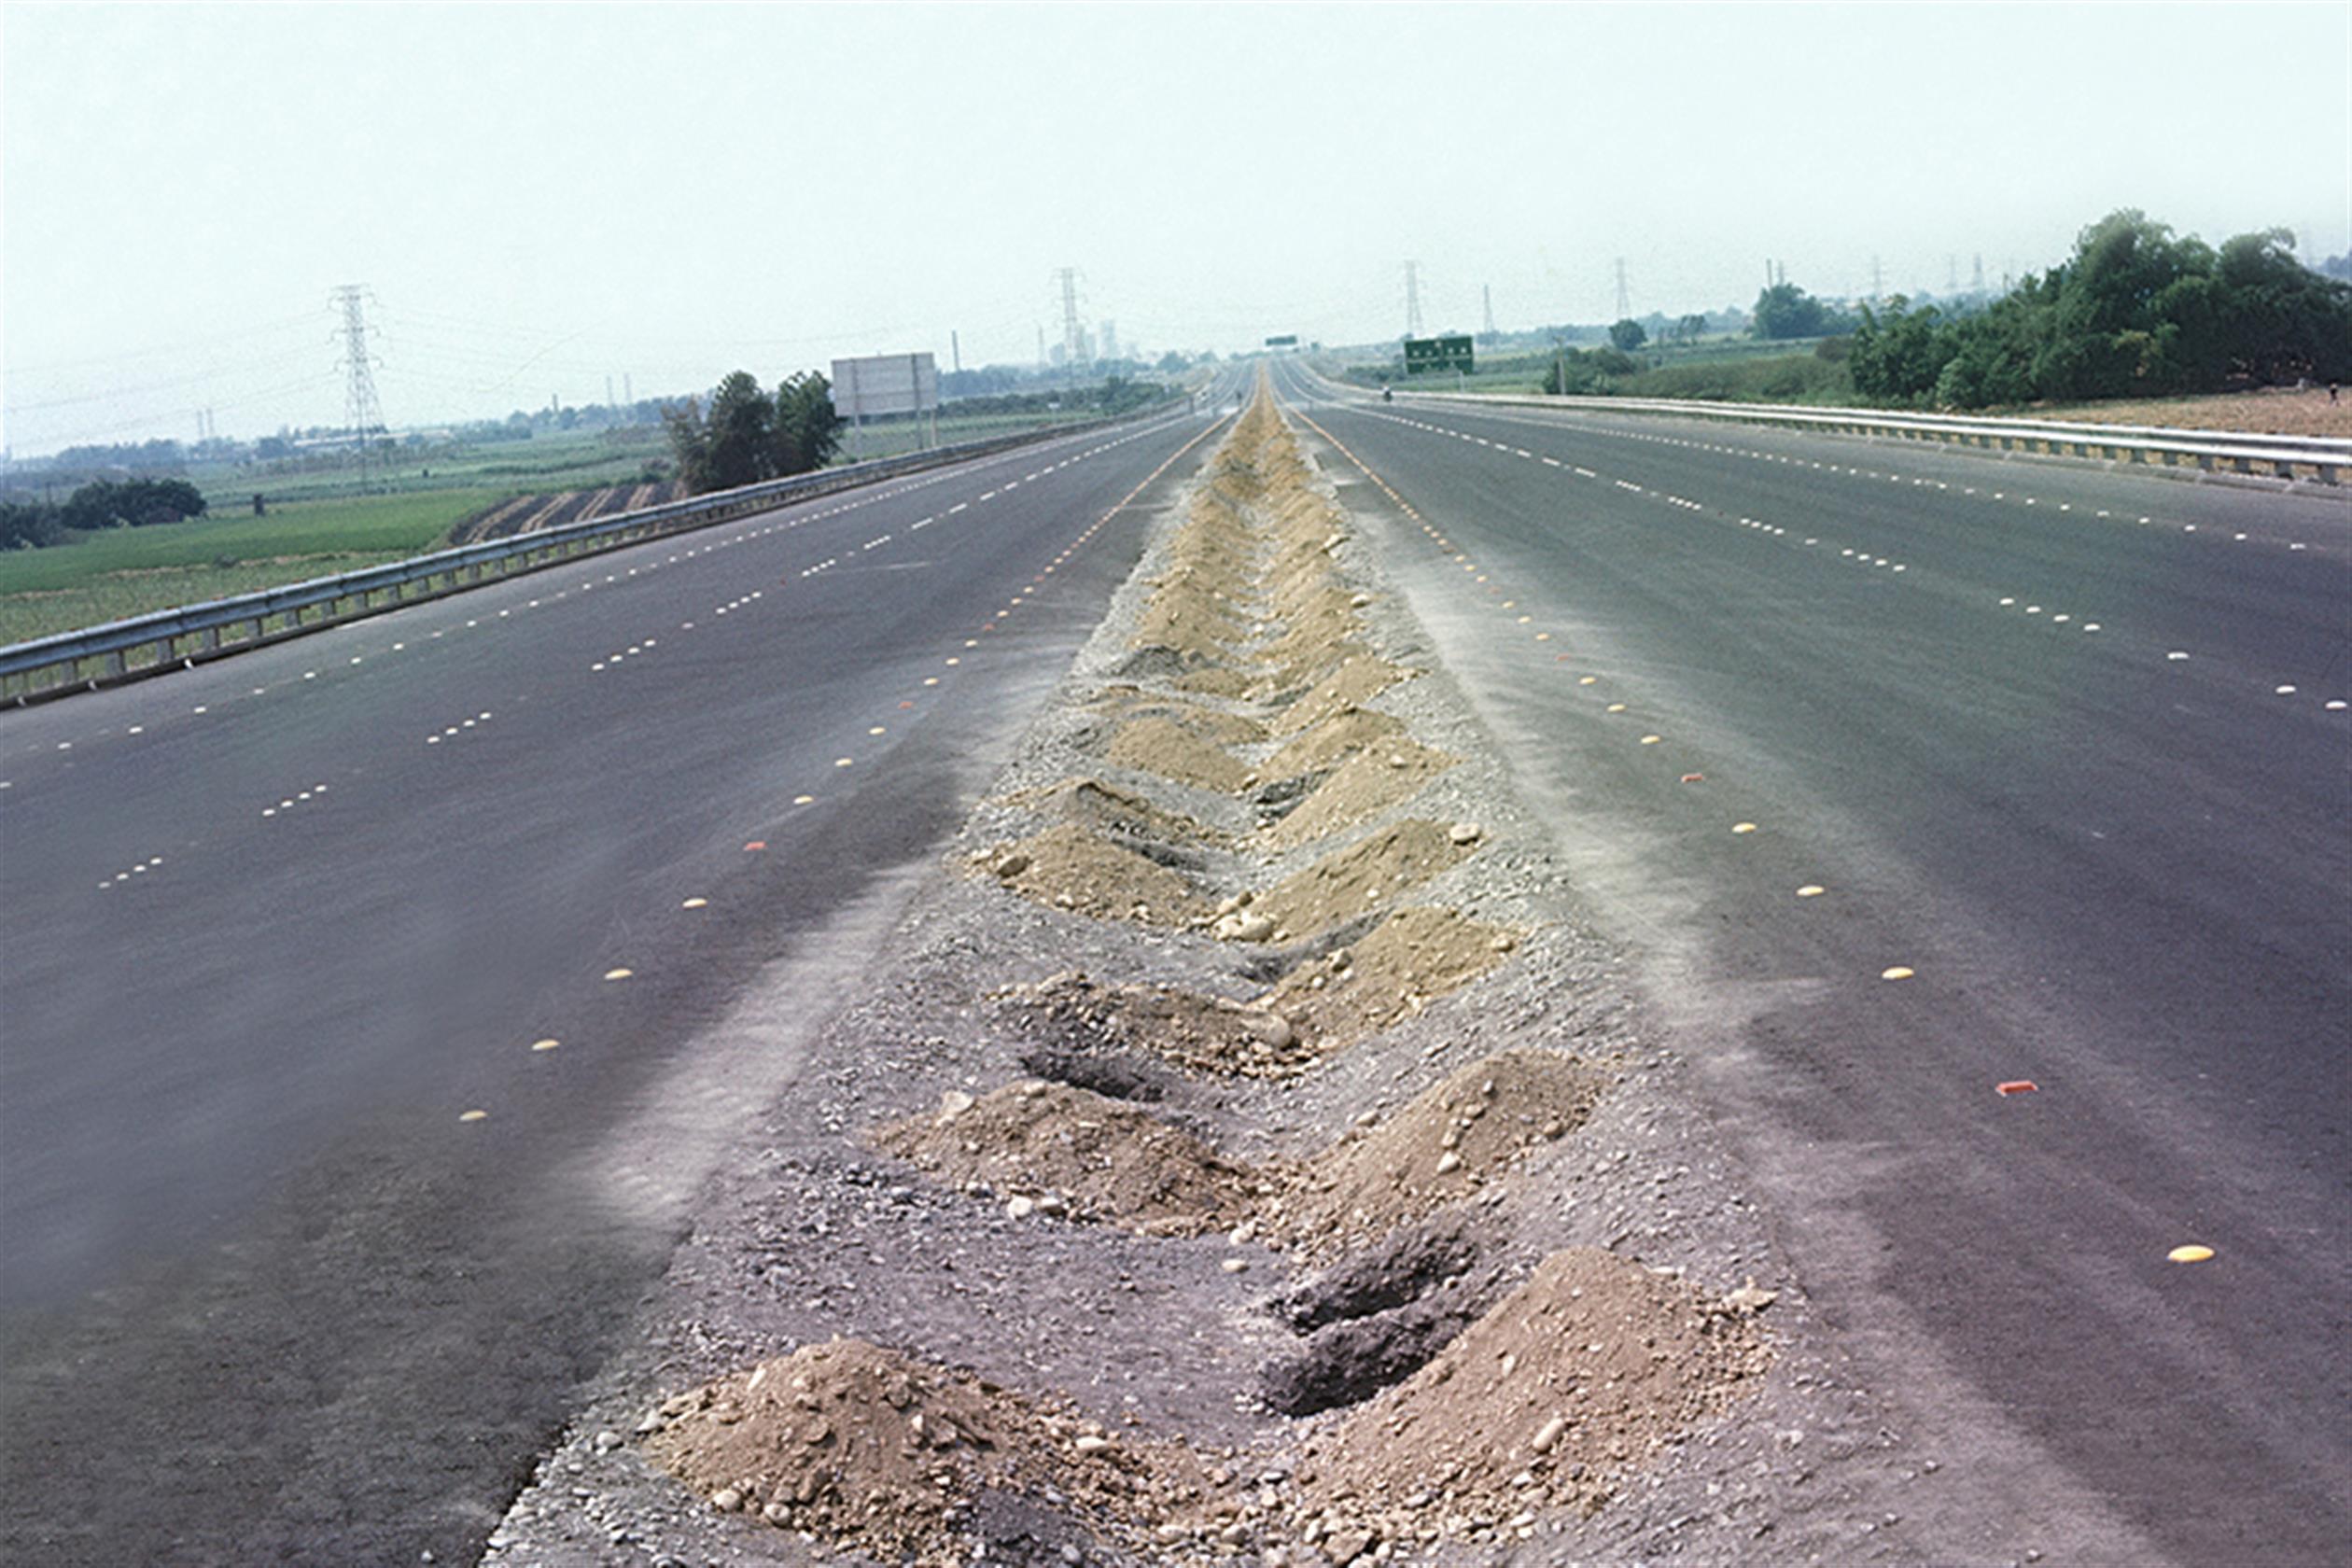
[1273,360,2349,1562]
[0,392,1237,1563]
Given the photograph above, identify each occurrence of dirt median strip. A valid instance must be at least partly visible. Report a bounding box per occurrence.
[488,377,1967,1567]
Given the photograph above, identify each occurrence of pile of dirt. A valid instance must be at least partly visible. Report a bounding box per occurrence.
[1266,1050,1606,1253]
[994,777,1228,847]
[995,970,1321,1082]
[1267,905,1521,1046]
[641,1337,1203,1568]
[1291,1249,1773,1538]
[1269,654,1417,735]
[1258,706,1411,783]
[1260,738,1457,848]
[1105,717,1253,793]
[873,1080,1260,1237]
[1250,819,1479,939]
[1088,687,1269,749]
[970,823,1208,925]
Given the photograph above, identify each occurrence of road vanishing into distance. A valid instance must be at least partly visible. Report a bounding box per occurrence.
[4,358,2345,1565]
[0,386,1243,1564]
[1272,357,2350,1563]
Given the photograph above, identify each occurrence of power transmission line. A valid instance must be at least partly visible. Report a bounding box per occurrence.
[332,284,388,490]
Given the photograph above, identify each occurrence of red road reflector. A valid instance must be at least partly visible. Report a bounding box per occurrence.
[1681,774,1704,784]
[744,840,767,852]
[1996,1080,2038,1096]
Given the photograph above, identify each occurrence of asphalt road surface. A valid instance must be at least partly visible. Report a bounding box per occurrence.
[0,391,1239,1564]
[1272,358,2349,1564]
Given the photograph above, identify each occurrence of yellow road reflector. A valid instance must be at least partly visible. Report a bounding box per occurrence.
[1535,633,1552,642]
[681,897,708,909]
[1640,735,1661,745]
[2168,1244,2215,1264]
[835,757,853,767]
[1733,822,1757,834]
[459,1110,488,1122]
[1797,885,1825,897]
[604,968,633,981]
[531,1039,560,1052]
[1579,676,1598,685]
[868,726,886,735]
[1882,966,1915,981]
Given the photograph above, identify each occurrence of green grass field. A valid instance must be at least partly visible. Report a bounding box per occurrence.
[0,490,493,645]
[2,403,1135,649]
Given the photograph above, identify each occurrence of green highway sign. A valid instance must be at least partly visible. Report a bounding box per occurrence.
[1403,334,1475,374]
[1264,333,1299,348]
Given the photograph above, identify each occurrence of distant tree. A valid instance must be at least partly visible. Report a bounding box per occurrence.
[58,478,207,530]
[772,371,843,474]
[665,370,843,495]
[1607,318,1647,353]
[2321,252,2352,283]
[1752,282,1838,340]
[1676,314,1709,343]
[0,501,67,549]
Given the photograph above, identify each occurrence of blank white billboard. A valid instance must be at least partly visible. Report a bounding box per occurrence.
[831,352,939,419]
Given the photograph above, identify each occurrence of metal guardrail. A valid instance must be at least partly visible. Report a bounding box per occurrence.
[1383,387,2349,486]
[2,403,1184,706]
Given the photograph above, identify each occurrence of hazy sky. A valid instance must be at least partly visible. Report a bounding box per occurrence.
[6,2,2347,455]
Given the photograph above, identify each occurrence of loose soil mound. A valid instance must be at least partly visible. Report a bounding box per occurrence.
[875,1080,1259,1236]
[1104,717,1253,794]
[1169,665,1259,699]
[1268,906,1520,1045]
[642,1338,1198,1568]
[1261,740,1457,849]
[1250,819,1477,939]
[996,971,1321,1081]
[995,777,1226,847]
[1132,590,1246,659]
[1089,687,1269,749]
[1293,1250,1771,1535]
[1267,1050,1605,1253]
[1259,706,1411,783]
[973,824,1207,925]
[1271,655,1417,735]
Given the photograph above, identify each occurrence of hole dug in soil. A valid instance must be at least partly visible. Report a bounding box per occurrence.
[1261,1211,1519,1419]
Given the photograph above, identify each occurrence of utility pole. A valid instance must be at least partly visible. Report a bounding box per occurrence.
[1037,325,1047,370]
[1404,261,1423,338]
[1481,283,1496,343]
[1972,254,1986,293]
[951,330,962,375]
[623,372,633,413]
[1614,258,1631,320]
[1057,267,1085,386]
[331,284,386,492]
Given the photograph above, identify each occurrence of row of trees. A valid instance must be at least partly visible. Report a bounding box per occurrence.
[661,371,843,494]
[2,478,208,550]
[1849,210,2352,408]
